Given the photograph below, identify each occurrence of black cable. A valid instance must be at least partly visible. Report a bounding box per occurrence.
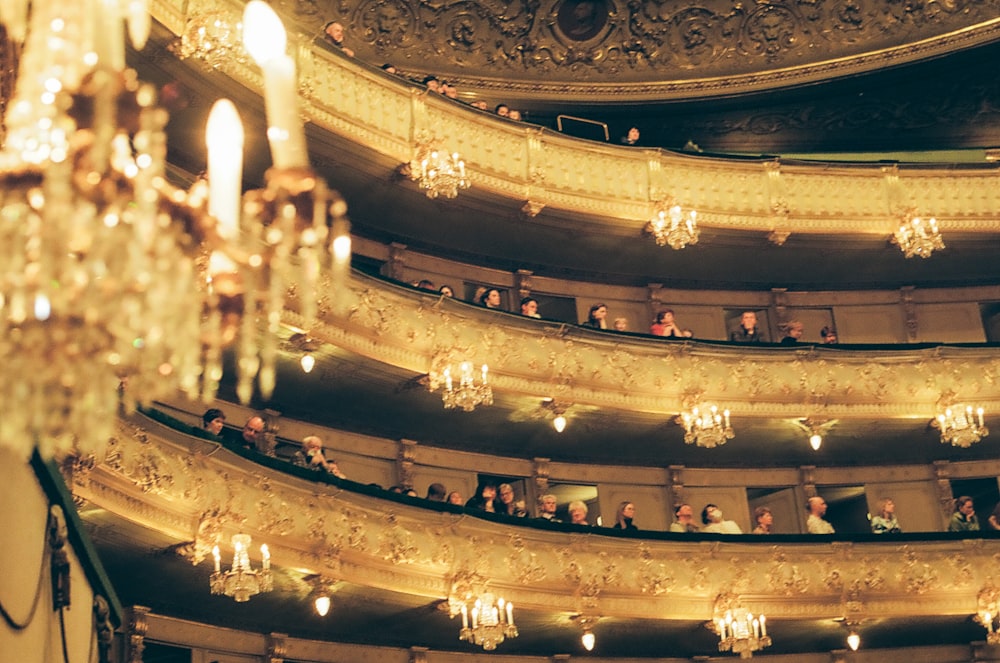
[0,517,49,630]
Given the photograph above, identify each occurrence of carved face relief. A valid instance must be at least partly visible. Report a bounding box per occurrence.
[556,0,610,42]
[745,6,797,58]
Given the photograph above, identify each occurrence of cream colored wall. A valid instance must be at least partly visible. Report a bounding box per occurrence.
[599,484,671,531]
[0,449,100,663]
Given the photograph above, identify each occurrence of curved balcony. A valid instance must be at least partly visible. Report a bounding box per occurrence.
[66,409,1000,659]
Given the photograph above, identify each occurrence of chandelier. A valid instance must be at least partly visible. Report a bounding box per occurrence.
[934,404,988,447]
[0,1,351,462]
[679,404,733,448]
[438,362,493,412]
[646,201,699,249]
[713,595,770,659]
[976,583,1000,645]
[457,592,518,651]
[893,211,944,258]
[169,0,246,69]
[408,135,469,199]
[210,534,272,602]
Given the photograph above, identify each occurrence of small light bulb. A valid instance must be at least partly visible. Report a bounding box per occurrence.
[314,594,331,617]
[300,353,315,373]
[809,433,822,451]
[553,415,567,433]
[847,630,860,651]
[581,630,595,651]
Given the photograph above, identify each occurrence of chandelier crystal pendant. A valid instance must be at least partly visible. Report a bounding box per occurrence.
[170,0,247,69]
[893,211,944,258]
[680,404,734,448]
[408,131,469,199]
[439,362,493,412]
[935,405,988,447]
[458,592,518,651]
[715,605,770,658]
[210,534,273,603]
[646,201,699,249]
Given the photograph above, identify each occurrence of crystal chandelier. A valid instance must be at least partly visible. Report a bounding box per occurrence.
[210,534,272,602]
[935,404,988,447]
[893,211,944,258]
[439,362,493,412]
[457,592,518,651]
[714,595,770,659]
[679,404,733,448]
[169,0,246,69]
[0,1,351,462]
[409,136,469,199]
[976,583,1000,645]
[646,201,699,249]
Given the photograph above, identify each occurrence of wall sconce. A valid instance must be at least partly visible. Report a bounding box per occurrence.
[541,398,570,433]
[290,332,319,374]
[573,614,599,652]
[795,418,835,451]
[305,574,337,617]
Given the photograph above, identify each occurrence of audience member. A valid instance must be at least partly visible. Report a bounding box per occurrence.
[520,297,540,318]
[323,21,354,56]
[479,287,502,309]
[495,104,510,117]
[730,311,764,343]
[751,506,773,534]
[470,100,489,111]
[613,501,637,530]
[701,504,742,533]
[297,435,347,479]
[497,483,527,517]
[870,498,901,533]
[537,494,561,522]
[422,75,441,92]
[416,279,436,291]
[439,284,454,297]
[568,500,590,526]
[620,126,640,146]
[806,496,835,534]
[650,309,691,338]
[201,408,226,437]
[613,317,629,332]
[780,320,804,344]
[820,326,838,344]
[381,63,398,74]
[465,482,498,512]
[441,82,459,99]
[669,503,699,532]
[949,496,979,532]
[508,109,522,121]
[426,482,447,501]
[241,415,265,450]
[582,303,608,329]
[989,502,1000,530]
[447,490,463,505]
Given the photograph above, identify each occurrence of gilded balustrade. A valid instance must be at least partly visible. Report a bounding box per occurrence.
[147,0,1000,238]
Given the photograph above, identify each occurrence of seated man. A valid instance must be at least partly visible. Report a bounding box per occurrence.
[701,503,742,534]
[322,21,354,56]
[425,482,447,501]
[536,494,561,522]
[669,503,699,532]
[296,435,347,479]
[806,496,835,534]
[241,415,265,450]
[730,310,764,343]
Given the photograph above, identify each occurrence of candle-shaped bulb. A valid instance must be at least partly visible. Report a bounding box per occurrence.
[506,601,514,625]
[243,1,287,64]
[461,604,469,629]
[261,544,270,570]
[206,99,244,248]
[759,614,767,637]
[212,545,221,573]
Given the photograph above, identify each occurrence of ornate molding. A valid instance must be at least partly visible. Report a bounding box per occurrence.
[81,414,1000,625]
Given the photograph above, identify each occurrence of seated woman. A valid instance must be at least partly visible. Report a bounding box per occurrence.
[581,303,608,329]
[948,495,979,532]
[478,287,502,309]
[568,500,590,526]
[613,501,637,530]
[497,483,527,517]
[201,408,226,437]
[870,498,901,533]
[296,435,347,479]
[465,483,498,512]
[447,490,464,505]
[650,309,692,338]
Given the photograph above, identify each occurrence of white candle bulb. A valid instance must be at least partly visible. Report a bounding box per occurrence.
[212,545,221,573]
